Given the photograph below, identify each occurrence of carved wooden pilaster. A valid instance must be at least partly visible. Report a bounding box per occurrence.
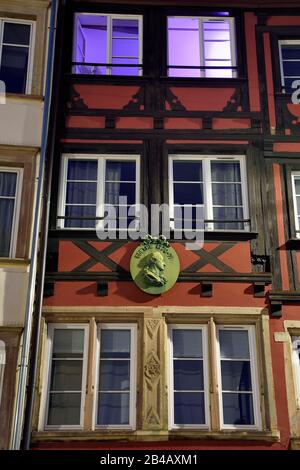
[141,314,167,431]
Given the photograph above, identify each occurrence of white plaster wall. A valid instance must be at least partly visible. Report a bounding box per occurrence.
[0,97,43,147]
[0,266,29,327]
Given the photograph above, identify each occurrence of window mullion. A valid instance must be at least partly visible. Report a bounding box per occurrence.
[199,18,205,78]
[204,159,213,230]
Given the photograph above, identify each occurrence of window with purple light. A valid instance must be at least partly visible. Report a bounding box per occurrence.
[167,16,236,78]
[73,14,142,76]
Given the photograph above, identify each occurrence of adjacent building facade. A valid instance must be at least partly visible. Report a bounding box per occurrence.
[0,0,49,449]
[4,0,300,450]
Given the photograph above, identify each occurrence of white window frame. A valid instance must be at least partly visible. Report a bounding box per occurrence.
[0,167,23,258]
[94,323,137,430]
[216,325,261,430]
[73,13,143,76]
[167,16,236,78]
[0,340,5,407]
[41,324,89,431]
[292,336,300,407]
[278,39,300,93]
[168,155,249,232]
[0,18,36,94]
[168,324,210,430]
[291,172,300,238]
[57,154,140,231]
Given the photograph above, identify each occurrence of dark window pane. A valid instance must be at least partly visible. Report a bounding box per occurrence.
[211,162,241,182]
[283,77,299,93]
[213,207,244,230]
[174,360,204,390]
[174,183,203,205]
[212,183,242,206]
[221,361,252,391]
[0,45,29,93]
[52,329,84,359]
[105,182,136,205]
[0,172,17,196]
[106,161,136,181]
[219,330,250,359]
[65,205,96,229]
[174,392,205,425]
[173,329,203,358]
[173,161,203,182]
[222,393,254,425]
[66,182,97,205]
[47,393,81,426]
[282,60,300,77]
[281,45,300,60]
[50,361,83,391]
[99,360,130,391]
[100,330,130,358]
[294,178,300,195]
[0,199,14,257]
[3,23,31,45]
[67,160,97,181]
[97,392,129,425]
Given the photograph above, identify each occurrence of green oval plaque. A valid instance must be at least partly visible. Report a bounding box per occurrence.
[130,236,180,295]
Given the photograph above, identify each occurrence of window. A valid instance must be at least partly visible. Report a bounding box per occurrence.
[169,324,261,430]
[0,168,23,257]
[279,40,300,94]
[292,337,300,405]
[291,172,300,238]
[72,13,143,76]
[217,326,261,429]
[167,15,236,78]
[96,325,136,428]
[169,326,209,428]
[42,323,136,430]
[0,341,5,408]
[0,19,35,93]
[44,325,89,429]
[57,154,140,230]
[169,155,249,232]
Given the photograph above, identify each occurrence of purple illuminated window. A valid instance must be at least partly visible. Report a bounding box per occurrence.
[73,14,142,76]
[167,16,236,78]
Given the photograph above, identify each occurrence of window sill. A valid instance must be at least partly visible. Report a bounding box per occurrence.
[0,258,30,268]
[32,429,280,443]
[290,437,300,449]
[5,93,44,103]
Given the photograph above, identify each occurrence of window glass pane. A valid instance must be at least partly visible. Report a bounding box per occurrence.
[47,393,81,425]
[66,182,97,204]
[106,161,136,181]
[99,360,130,391]
[222,393,254,425]
[52,329,84,359]
[65,205,96,229]
[174,392,205,424]
[74,15,107,72]
[0,172,17,196]
[173,329,203,358]
[67,160,97,181]
[282,60,300,77]
[174,183,203,205]
[100,330,130,358]
[111,57,139,76]
[50,361,83,391]
[174,360,204,390]
[294,178,300,195]
[204,41,231,61]
[3,23,31,45]
[168,17,201,77]
[112,19,139,38]
[0,199,15,257]
[112,39,139,58]
[97,392,129,425]
[173,161,203,182]
[105,182,136,205]
[281,45,300,60]
[213,207,244,230]
[211,162,241,182]
[0,45,29,93]
[296,196,300,216]
[221,361,252,391]
[212,183,242,206]
[219,330,250,359]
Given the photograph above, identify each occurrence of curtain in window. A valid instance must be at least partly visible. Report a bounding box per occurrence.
[105,162,121,205]
[0,171,17,257]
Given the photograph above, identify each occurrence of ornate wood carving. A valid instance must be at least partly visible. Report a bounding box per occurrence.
[223,88,242,112]
[123,87,145,111]
[165,87,186,111]
[67,86,88,110]
[142,316,165,430]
